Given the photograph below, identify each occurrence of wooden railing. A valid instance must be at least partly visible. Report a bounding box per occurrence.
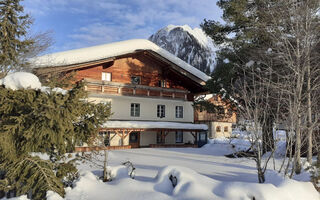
[83,78,189,100]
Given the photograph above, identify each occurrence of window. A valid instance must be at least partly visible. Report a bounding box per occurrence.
[102,72,111,81]
[131,76,141,84]
[216,126,221,132]
[175,131,183,143]
[130,103,140,117]
[224,126,228,132]
[175,106,183,118]
[99,131,110,146]
[157,131,165,144]
[157,105,165,118]
[158,80,166,87]
[129,131,139,143]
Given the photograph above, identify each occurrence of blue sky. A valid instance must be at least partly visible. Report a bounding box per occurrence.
[22,0,222,54]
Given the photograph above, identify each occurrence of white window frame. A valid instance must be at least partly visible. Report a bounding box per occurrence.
[102,72,111,81]
[175,106,183,118]
[157,105,165,118]
[130,103,140,117]
[158,80,166,87]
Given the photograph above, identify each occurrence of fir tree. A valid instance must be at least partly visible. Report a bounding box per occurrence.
[0,0,34,77]
[0,82,111,199]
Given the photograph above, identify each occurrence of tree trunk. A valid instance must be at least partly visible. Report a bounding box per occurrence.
[262,116,274,153]
[103,149,109,182]
[307,61,313,163]
[317,152,320,168]
[294,119,302,174]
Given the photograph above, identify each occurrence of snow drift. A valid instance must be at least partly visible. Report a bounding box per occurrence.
[63,166,319,200]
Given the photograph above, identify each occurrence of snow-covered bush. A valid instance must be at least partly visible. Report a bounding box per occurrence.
[0,72,41,90]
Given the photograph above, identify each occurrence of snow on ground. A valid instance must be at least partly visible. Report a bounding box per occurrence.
[53,140,319,200]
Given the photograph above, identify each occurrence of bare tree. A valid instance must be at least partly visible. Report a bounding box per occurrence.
[233,64,279,183]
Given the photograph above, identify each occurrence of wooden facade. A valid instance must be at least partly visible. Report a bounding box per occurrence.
[195,95,236,139]
[35,51,206,96]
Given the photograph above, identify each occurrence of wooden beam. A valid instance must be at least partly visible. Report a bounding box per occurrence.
[164,130,169,137]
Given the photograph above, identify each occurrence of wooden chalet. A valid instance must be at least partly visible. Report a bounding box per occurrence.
[195,94,237,139]
[32,39,210,151]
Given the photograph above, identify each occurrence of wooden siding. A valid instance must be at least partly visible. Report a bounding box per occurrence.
[74,54,186,90]
[195,95,236,123]
[84,78,190,101]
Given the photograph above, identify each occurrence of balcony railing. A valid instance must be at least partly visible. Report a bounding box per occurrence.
[83,78,189,100]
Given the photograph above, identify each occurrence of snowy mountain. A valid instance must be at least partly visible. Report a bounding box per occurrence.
[149,25,216,74]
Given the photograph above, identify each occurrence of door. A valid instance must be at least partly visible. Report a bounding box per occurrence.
[197,131,208,147]
[129,131,140,148]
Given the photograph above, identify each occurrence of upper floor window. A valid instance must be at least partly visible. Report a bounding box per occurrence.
[175,106,183,118]
[130,103,140,117]
[158,80,166,87]
[131,76,141,84]
[102,72,111,81]
[157,105,165,118]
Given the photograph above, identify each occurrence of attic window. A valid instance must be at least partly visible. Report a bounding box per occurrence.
[131,76,141,84]
[102,72,111,81]
[158,80,166,88]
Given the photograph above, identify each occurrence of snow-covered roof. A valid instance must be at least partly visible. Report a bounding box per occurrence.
[103,120,208,130]
[31,39,210,82]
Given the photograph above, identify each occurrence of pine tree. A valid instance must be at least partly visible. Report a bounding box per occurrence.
[0,0,34,77]
[0,82,111,199]
[201,0,277,154]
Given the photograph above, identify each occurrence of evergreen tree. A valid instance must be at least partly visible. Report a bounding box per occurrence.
[0,0,34,77]
[0,82,111,199]
[201,0,277,154]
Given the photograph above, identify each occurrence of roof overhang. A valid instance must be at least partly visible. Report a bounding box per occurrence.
[101,120,208,131]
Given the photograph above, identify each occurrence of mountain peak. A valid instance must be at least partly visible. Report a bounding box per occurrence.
[149,25,216,74]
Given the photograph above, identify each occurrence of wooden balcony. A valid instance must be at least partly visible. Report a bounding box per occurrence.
[83,78,191,100]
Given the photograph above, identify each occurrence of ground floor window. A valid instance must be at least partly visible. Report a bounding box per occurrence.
[99,131,110,146]
[224,126,228,132]
[157,131,165,144]
[130,131,139,143]
[175,131,183,143]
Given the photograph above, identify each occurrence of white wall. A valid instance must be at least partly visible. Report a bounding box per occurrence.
[109,132,129,146]
[140,131,156,146]
[88,94,194,123]
[211,122,233,138]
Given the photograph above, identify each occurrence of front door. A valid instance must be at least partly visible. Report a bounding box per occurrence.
[129,131,140,148]
[197,131,208,147]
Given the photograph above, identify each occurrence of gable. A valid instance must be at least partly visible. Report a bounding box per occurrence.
[32,39,210,85]
[34,51,207,93]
